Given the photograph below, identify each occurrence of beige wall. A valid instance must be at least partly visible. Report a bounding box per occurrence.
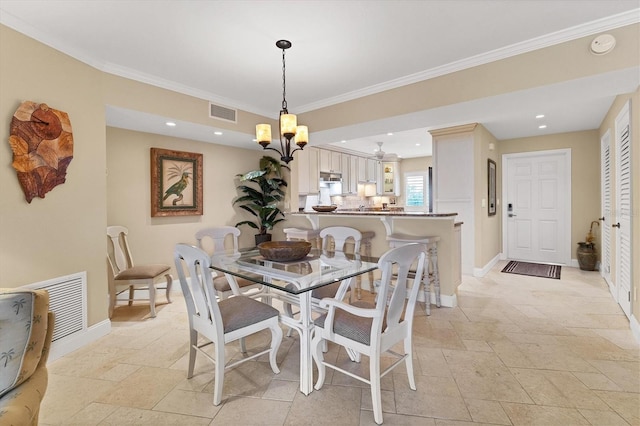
[598,88,640,319]
[474,125,501,267]
[106,127,267,272]
[499,130,601,262]
[0,25,109,325]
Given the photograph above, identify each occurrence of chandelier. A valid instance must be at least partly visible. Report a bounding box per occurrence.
[255,40,308,164]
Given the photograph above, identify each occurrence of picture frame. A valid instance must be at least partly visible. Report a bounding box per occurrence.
[488,158,496,216]
[151,148,203,217]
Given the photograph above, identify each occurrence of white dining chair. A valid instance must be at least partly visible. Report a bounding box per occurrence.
[106,225,173,318]
[311,243,427,425]
[283,226,362,337]
[174,243,283,406]
[195,226,264,300]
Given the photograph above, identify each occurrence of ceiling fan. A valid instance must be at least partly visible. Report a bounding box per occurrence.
[372,142,398,161]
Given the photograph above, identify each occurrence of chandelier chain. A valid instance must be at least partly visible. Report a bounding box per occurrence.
[281,47,288,112]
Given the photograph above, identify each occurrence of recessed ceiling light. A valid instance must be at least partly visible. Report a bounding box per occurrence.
[539,125,547,129]
[535,114,545,119]
[214,131,223,136]
[165,121,176,127]
[416,143,421,146]
[387,132,393,136]
[341,140,347,143]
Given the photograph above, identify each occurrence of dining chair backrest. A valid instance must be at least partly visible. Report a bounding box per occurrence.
[107,225,135,274]
[174,243,223,336]
[376,243,426,338]
[320,226,362,253]
[195,226,241,257]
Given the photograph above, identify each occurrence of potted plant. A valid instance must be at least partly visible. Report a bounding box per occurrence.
[234,156,288,246]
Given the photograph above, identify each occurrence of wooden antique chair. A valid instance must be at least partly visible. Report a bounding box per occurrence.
[106,225,173,318]
[311,243,427,425]
[174,243,282,405]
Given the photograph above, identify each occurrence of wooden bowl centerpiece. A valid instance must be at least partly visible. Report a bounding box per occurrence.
[312,205,337,212]
[258,241,312,262]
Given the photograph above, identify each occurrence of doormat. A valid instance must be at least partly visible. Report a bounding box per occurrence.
[501,261,561,280]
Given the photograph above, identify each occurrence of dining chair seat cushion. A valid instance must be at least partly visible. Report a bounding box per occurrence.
[314,301,385,345]
[115,264,171,280]
[311,281,342,299]
[219,296,280,334]
[212,275,260,293]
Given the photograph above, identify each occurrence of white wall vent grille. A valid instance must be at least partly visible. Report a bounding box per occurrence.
[23,272,87,342]
[209,102,237,123]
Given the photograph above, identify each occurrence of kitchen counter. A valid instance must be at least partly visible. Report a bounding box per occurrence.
[298,210,457,217]
[286,210,462,308]
[291,210,458,234]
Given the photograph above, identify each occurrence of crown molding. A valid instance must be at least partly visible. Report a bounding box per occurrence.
[297,9,640,113]
[429,123,479,138]
[2,8,638,117]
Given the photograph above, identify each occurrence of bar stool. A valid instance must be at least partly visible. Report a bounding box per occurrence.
[385,233,441,315]
[327,230,375,299]
[283,227,322,249]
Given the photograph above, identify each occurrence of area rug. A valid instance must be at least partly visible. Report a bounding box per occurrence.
[501,260,561,280]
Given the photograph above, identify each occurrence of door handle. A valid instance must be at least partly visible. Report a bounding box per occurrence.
[612,223,621,228]
[508,213,517,217]
[599,217,605,221]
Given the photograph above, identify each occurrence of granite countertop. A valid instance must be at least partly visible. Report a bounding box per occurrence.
[291,210,457,217]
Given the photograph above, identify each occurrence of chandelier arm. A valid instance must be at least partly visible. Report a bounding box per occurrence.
[261,145,284,157]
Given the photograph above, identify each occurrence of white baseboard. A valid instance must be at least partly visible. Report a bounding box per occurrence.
[474,254,501,277]
[49,319,111,362]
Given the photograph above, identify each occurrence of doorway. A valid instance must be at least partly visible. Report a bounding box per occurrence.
[614,100,632,318]
[502,149,571,265]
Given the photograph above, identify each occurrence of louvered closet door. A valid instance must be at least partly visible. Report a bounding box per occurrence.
[615,101,632,318]
[600,131,612,286]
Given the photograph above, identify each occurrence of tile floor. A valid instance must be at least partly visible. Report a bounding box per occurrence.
[40,262,639,425]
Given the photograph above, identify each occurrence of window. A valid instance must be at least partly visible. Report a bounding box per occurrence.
[404,168,432,212]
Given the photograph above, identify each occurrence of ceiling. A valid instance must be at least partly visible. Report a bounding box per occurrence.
[1,1,639,158]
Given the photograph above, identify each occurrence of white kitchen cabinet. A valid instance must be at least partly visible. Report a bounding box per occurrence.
[357,156,367,181]
[382,161,401,196]
[331,151,342,173]
[319,149,331,172]
[298,147,319,194]
[348,155,358,195]
[319,149,341,173]
[366,158,378,182]
[340,154,358,195]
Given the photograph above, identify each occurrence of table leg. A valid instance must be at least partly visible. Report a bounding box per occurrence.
[297,291,314,395]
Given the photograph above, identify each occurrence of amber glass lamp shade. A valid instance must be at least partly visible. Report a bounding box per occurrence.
[295,125,308,148]
[256,124,272,147]
[280,114,297,139]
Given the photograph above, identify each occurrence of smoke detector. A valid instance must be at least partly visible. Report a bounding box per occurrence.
[590,34,616,56]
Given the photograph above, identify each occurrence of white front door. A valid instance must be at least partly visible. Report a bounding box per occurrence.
[503,149,571,265]
[614,101,632,318]
[600,130,612,288]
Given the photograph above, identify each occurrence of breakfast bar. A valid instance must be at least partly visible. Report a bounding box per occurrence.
[287,210,463,308]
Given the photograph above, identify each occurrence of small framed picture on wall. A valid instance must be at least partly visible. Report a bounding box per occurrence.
[150,148,203,217]
[488,158,496,216]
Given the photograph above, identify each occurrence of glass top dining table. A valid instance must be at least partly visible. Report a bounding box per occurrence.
[210,247,379,395]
